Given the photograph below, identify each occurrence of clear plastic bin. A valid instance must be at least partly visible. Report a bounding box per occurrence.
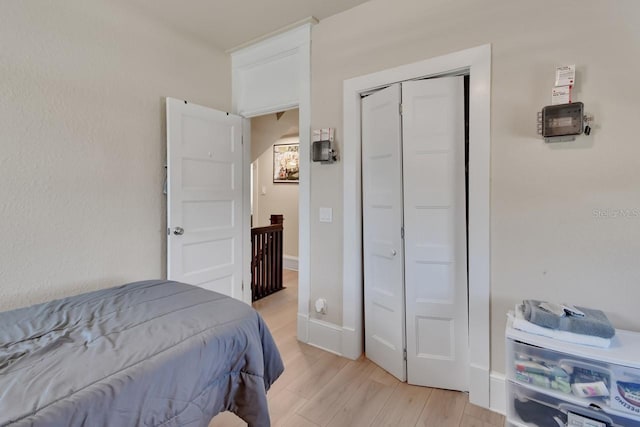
[508,339,611,400]
[507,381,640,427]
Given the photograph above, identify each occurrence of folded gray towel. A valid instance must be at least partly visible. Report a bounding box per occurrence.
[523,300,615,339]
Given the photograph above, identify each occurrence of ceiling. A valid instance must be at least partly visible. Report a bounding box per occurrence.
[123,0,370,51]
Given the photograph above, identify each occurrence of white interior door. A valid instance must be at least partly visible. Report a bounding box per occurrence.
[166,98,244,300]
[402,78,468,390]
[362,84,406,381]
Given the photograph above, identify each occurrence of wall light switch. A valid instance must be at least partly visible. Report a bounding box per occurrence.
[261,186,267,195]
[319,207,333,223]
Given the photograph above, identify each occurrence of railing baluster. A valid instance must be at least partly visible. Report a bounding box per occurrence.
[250,222,285,302]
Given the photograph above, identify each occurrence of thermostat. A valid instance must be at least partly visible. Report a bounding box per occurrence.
[538,102,584,142]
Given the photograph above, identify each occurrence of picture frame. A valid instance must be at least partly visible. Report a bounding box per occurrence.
[273,143,299,183]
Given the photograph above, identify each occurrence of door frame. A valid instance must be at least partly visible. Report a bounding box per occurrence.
[231,23,312,337]
[342,44,491,407]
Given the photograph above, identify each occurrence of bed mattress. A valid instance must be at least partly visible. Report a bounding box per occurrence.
[0,280,284,427]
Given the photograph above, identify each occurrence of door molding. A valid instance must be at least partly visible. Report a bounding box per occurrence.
[231,24,312,342]
[342,44,492,407]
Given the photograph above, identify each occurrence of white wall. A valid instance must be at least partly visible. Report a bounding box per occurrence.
[251,110,300,259]
[0,1,231,311]
[309,0,640,372]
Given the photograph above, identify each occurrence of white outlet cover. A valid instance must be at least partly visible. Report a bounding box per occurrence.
[315,298,327,314]
[319,207,332,223]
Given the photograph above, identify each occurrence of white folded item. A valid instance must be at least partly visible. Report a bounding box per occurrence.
[510,304,611,348]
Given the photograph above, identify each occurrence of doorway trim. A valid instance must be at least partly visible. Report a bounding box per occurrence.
[231,23,312,339]
[342,44,491,407]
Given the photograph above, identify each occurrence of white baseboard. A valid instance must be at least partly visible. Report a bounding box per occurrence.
[297,313,309,342]
[468,364,505,417]
[469,363,490,408]
[306,318,343,356]
[489,371,506,415]
[283,255,298,271]
[341,326,360,360]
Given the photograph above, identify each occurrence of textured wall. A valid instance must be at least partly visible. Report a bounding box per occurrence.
[251,110,299,259]
[0,1,230,311]
[310,0,640,372]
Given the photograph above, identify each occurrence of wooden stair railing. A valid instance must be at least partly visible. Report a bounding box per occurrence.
[251,215,284,301]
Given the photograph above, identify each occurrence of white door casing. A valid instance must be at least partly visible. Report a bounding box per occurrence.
[231,23,312,339]
[361,84,406,381]
[251,161,258,222]
[402,78,469,390]
[343,45,491,407]
[166,98,244,300]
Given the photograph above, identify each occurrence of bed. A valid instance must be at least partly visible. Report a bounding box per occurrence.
[0,280,284,427]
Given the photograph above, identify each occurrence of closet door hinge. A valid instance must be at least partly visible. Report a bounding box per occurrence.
[242,281,244,291]
[403,348,407,361]
[401,227,405,239]
[399,103,403,115]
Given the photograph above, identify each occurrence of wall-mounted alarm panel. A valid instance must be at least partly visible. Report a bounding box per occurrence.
[541,102,584,138]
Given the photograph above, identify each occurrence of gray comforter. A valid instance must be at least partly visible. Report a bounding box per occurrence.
[0,280,284,427]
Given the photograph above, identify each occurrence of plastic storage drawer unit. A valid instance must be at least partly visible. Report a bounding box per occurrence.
[507,380,640,427]
[505,315,640,426]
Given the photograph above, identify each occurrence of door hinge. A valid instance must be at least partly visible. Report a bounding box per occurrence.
[401,227,405,239]
[399,103,403,115]
[241,136,244,145]
[241,281,244,291]
[403,348,407,361]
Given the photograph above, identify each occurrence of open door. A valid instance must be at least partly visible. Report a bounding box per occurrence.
[362,84,407,381]
[166,98,244,300]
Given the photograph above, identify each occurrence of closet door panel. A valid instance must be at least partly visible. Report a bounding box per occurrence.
[362,83,406,381]
[402,77,468,391]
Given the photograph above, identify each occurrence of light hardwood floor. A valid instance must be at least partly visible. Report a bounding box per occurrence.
[210,270,504,427]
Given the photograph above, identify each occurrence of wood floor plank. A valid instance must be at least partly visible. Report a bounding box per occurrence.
[270,320,297,344]
[325,378,396,427]
[368,364,402,387]
[459,414,494,427]
[415,388,467,427]
[267,388,308,426]
[281,413,319,427]
[370,383,431,427]
[208,411,245,427]
[463,402,505,426]
[259,306,298,332]
[268,350,330,397]
[296,358,375,425]
[285,352,350,399]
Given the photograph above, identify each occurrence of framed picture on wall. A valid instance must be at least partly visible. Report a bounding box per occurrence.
[273,143,299,183]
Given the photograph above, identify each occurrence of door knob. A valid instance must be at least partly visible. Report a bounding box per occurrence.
[391,249,397,256]
[173,226,184,236]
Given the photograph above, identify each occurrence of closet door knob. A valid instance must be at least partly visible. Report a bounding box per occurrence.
[391,249,397,256]
[173,226,185,236]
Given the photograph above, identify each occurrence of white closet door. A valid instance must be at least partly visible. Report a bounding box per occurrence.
[402,78,468,390]
[166,98,244,300]
[362,84,406,381]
